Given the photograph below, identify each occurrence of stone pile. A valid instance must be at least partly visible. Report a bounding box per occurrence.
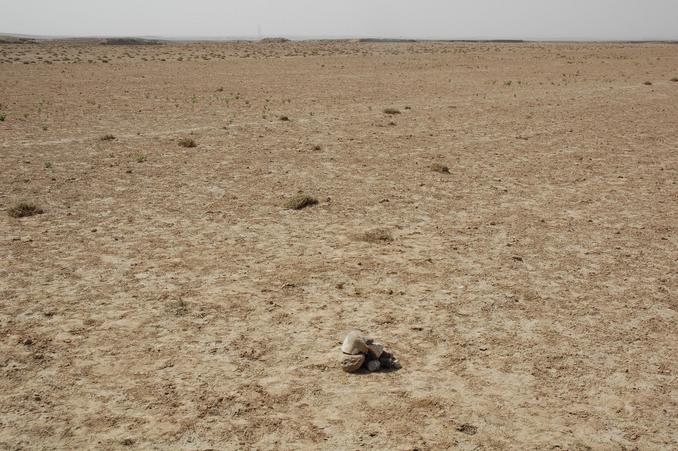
[340,330,401,373]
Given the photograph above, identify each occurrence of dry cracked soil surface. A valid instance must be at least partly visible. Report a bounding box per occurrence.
[1,41,677,449]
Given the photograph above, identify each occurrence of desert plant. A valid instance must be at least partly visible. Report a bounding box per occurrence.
[383,108,400,115]
[166,299,189,316]
[359,228,393,243]
[178,137,197,148]
[284,194,318,210]
[136,154,147,163]
[8,202,44,218]
[44,161,52,169]
[100,134,116,141]
[0,113,6,121]
[431,163,450,174]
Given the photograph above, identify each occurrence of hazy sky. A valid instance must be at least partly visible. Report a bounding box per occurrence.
[1,0,677,40]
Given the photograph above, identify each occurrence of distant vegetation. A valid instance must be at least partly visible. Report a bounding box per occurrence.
[259,38,290,44]
[102,38,162,46]
[0,36,37,45]
[359,38,417,43]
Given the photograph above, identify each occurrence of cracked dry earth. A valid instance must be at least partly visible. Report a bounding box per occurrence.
[1,41,677,449]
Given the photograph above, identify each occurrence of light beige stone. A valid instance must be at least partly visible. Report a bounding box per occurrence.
[341,330,369,355]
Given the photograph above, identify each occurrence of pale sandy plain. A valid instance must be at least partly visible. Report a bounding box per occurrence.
[1,40,677,449]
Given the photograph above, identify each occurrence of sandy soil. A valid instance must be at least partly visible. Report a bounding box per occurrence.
[1,41,677,450]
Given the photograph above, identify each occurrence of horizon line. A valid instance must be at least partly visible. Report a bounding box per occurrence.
[2,32,678,43]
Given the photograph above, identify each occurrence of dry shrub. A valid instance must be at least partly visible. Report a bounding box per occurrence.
[431,163,450,174]
[383,108,401,115]
[284,194,318,210]
[166,299,189,316]
[100,134,116,141]
[8,202,44,218]
[359,228,393,243]
[178,137,197,148]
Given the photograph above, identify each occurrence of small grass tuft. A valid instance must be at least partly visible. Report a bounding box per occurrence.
[136,154,147,163]
[284,194,318,210]
[44,161,52,169]
[8,202,44,218]
[178,137,197,148]
[0,113,6,121]
[431,163,450,174]
[100,134,116,141]
[383,108,401,115]
[359,228,393,243]
[166,299,189,317]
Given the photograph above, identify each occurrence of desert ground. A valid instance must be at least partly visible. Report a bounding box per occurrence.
[1,40,677,450]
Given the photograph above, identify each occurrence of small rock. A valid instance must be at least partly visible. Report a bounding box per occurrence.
[367,360,381,372]
[379,355,392,368]
[367,343,384,359]
[341,331,369,355]
[341,354,365,373]
[340,331,401,373]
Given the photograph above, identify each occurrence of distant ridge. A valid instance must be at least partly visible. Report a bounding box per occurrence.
[0,33,676,45]
[358,38,418,43]
[0,35,37,44]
